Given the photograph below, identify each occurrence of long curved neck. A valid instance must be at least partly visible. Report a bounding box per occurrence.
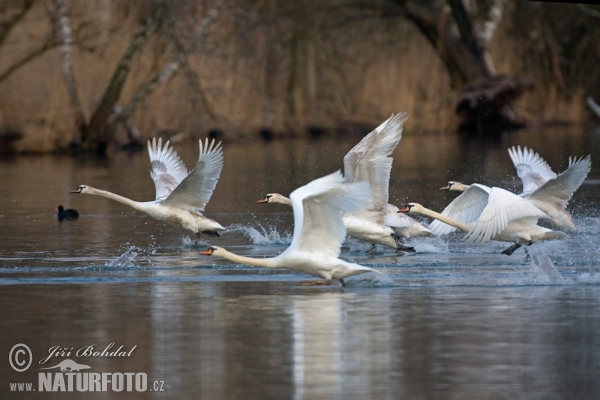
[218,249,278,268]
[451,182,471,192]
[273,196,292,206]
[416,207,473,233]
[88,188,149,212]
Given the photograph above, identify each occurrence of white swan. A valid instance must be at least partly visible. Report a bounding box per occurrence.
[258,113,431,252]
[71,138,225,241]
[508,145,591,231]
[201,171,376,287]
[437,147,591,232]
[403,184,566,255]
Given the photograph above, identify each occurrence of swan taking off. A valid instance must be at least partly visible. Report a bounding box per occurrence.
[257,113,431,252]
[402,184,566,255]
[437,146,591,232]
[71,138,225,242]
[202,171,376,287]
[508,145,591,231]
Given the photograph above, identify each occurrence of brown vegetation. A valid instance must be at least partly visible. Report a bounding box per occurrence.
[0,0,599,153]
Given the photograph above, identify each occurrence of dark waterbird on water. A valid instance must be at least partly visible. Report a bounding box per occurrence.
[57,205,79,221]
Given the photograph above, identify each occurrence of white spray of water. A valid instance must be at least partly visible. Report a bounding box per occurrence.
[344,270,397,287]
[105,246,139,268]
[226,223,292,245]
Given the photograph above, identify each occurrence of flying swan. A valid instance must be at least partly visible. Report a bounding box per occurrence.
[400,184,565,255]
[71,138,225,241]
[201,171,376,287]
[433,146,591,233]
[257,113,432,252]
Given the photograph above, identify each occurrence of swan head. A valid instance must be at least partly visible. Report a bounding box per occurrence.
[71,185,93,194]
[440,181,469,191]
[398,203,423,213]
[256,193,289,205]
[199,246,225,257]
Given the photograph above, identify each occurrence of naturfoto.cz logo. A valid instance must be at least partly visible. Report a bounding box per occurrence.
[8,343,166,393]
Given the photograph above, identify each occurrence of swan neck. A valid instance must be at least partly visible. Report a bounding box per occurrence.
[90,188,146,211]
[274,196,292,206]
[417,207,472,232]
[219,249,277,268]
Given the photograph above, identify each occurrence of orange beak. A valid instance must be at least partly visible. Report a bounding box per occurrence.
[199,248,213,255]
[398,205,411,213]
[256,197,269,204]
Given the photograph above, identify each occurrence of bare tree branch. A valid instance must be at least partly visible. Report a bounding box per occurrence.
[53,0,87,129]
[0,38,58,83]
[108,2,221,133]
[80,2,166,151]
[0,0,34,47]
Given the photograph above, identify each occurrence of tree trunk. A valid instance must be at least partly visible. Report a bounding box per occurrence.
[107,4,221,137]
[53,0,87,132]
[79,3,165,153]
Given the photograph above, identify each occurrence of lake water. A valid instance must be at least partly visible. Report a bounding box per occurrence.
[1,127,600,399]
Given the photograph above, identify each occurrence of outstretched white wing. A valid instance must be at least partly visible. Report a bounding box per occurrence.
[465,187,547,243]
[508,146,556,195]
[148,138,189,201]
[285,171,371,258]
[429,184,491,236]
[162,138,224,212]
[526,155,591,210]
[343,113,408,210]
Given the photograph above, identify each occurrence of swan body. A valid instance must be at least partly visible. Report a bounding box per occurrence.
[258,193,402,249]
[438,147,591,232]
[71,138,225,239]
[203,171,376,286]
[258,113,431,251]
[407,184,565,255]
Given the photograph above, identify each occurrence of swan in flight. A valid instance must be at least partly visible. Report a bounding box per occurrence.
[400,183,565,255]
[508,145,591,231]
[436,146,591,232]
[257,113,431,252]
[71,138,225,241]
[402,185,565,255]
[201,171,376,287]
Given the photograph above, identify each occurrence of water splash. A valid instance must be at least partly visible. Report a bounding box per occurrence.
[104,246,139,269]
[345,271,397,287]
[226,223,292,245]
[529,253,565,285]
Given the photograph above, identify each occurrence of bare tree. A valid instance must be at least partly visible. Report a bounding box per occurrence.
[107,2,222,139]
[53,0,86,131]
[78,2,167,152]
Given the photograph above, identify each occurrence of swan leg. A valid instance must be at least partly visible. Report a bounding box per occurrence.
[202,230,221,237]
[339,279,346,287]
[392,234,415,253]
[501,243,522,256]
[194,232,201,246]
[366,244,377,253]
[299,279,333,287]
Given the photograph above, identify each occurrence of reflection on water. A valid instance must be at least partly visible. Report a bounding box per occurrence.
[1,127,600,398]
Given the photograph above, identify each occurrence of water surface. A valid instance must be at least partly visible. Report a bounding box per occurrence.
[1,128,600,398]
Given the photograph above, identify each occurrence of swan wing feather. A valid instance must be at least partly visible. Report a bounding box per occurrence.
[343,113,408,210]
[148,138,189,201]
[508,146,556,195]
[162,138,224,212]
[286,171,371,257]
[464,187,547,243]
[429,184,491,236]
[525,155,591,209]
